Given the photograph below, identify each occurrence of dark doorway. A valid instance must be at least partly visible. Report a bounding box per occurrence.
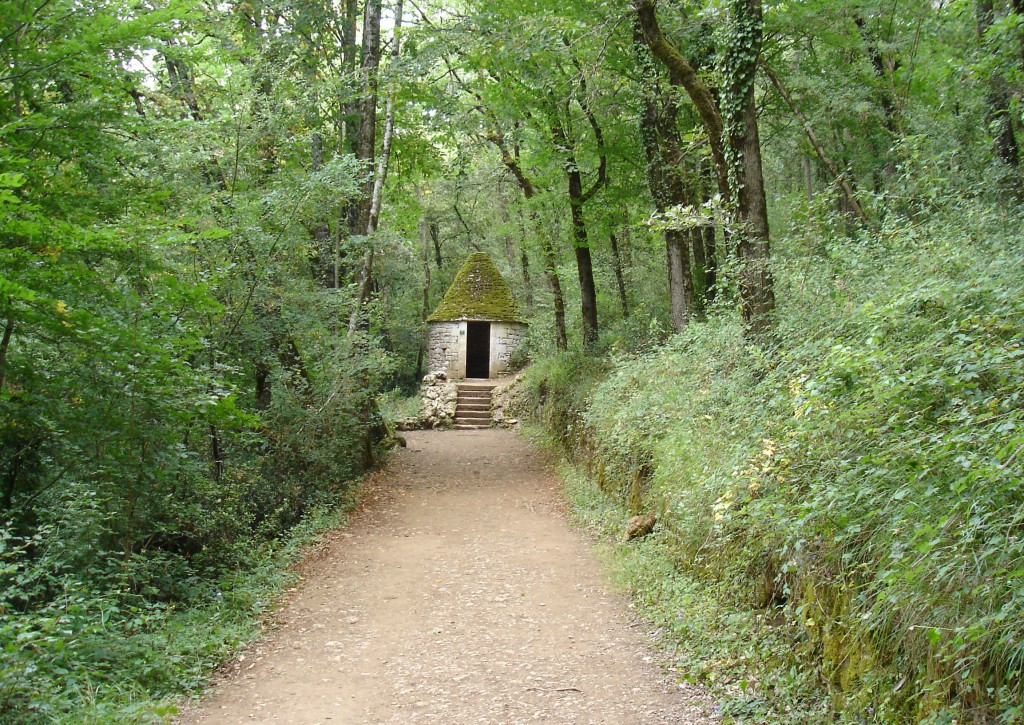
[466,322,490,378]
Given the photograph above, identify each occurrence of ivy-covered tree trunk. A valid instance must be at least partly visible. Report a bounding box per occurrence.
[635,26,694,332]
[855,15,902,140]
[634,0,729,200]
[724,0,775,333]
[636,0,774,333]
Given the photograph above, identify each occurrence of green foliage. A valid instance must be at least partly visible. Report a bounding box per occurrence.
[524,193,1024,722]
[0,0,395,718]
[4,0,1024,718]
[0,501,353,723]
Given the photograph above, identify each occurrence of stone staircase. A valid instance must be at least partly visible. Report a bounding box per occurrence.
[453,381,496,430]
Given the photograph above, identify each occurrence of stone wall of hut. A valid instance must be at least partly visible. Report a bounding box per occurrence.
[427,321,464,378]
[427,320,528,379]
[490,322,527,377]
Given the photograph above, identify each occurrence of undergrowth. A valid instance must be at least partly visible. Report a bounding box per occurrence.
[556,463,834,723]
[523,197,1024,723]
[0,493,361,723]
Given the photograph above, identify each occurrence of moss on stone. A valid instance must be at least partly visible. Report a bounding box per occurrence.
[427,252,524,323]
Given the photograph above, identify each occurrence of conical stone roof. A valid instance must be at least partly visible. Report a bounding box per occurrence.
[428,252,524,323]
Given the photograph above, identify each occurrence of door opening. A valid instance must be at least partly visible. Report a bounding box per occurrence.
[465,322,490,378]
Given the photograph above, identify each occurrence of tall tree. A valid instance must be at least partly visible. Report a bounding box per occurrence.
[548,90,607,348]
[635,0,775,333]
[635,21,694,331]
[350,0,404,333]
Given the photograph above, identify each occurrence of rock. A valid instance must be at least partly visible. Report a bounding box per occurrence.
[623,513,657,541]
[417,373,458,429]
[490,375,527,428]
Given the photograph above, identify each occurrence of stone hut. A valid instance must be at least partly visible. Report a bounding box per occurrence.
[427,252,528,379]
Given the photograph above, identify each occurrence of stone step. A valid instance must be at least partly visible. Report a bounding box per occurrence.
[455,379,495,429]
[457,394,490,402]
[455,410,491,420]
[457,403,490,412]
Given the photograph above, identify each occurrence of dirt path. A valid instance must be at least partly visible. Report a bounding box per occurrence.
[179,429,716,724]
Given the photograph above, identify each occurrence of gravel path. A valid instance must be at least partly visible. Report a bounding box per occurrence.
[179,429,717,724]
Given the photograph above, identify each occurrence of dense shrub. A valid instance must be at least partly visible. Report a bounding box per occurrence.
[523,199,1024,722]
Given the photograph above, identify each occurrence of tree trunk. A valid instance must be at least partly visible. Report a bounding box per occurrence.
[978,0,1020,167]
[334,0,361,273]
[638,91,692,330]
[352,0,382,237]
[366,0,402,237]
[609,231,629,319]
[855,15,902,138]
[541,230,568,351]
[567,167,599,348]
[802,156,814,201]
[209,424,223,483]
[724,0,774,334]
[255,361,272,411]
[0,315,13,394]
[416,205,431,381]
[637,0,774,333]
[349,0,397,335]
[689,228,707,316]
[635,17,696,331]
[634,0,729,200]
[666,230,692,331]
[574,245,599,348]
[430,222,443,267]
[550,93,606,350]
[164,55,203,121]
[486,125,567,350]
[521,246,533,314]
[694,157,718,308]
[340,0,360,153]
[311,132,335,287]
[702,224,717,305]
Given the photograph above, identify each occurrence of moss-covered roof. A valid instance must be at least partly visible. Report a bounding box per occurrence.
[427,252,525,323]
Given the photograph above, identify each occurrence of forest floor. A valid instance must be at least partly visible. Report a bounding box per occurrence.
[177,429,716,724]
